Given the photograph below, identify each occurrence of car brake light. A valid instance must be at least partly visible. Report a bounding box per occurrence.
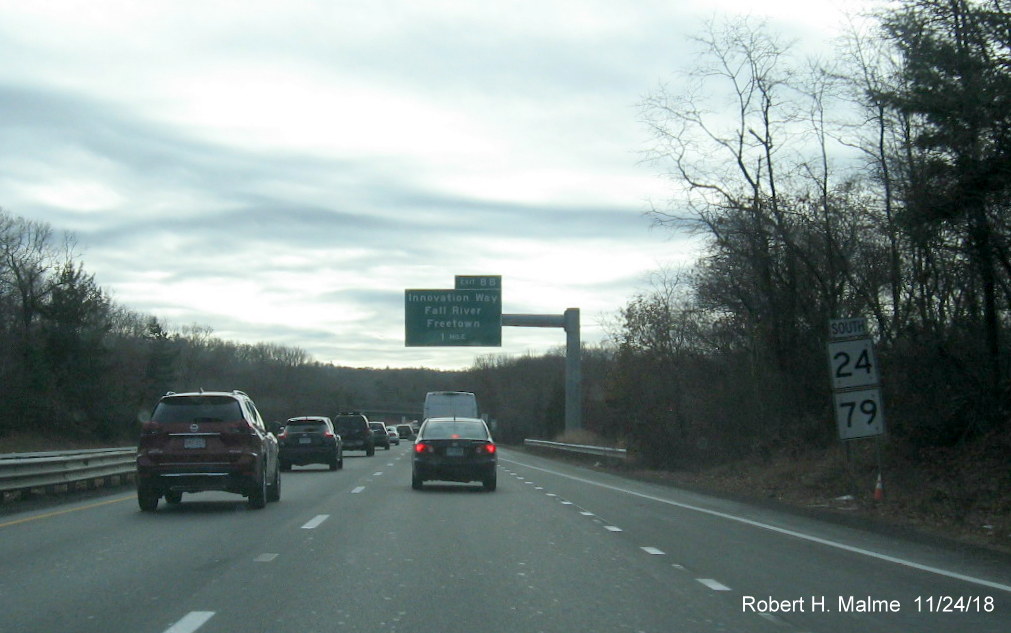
[478,443,496,454]
[414,442,432,454]
[323,431,335,438]
[141,421,161,434]
[277,429,288,439]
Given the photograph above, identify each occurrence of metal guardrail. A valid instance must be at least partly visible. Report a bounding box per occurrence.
[0,447,136,497]
[523,439,627,460]
[0,439,625,498]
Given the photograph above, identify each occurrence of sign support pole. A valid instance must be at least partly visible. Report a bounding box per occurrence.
[501,309,582,431]
[564,308,581,433]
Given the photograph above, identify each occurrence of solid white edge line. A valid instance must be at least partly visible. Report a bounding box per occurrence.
[164,611,215,633]
[301,514,329,529]
[502,457,1011,593]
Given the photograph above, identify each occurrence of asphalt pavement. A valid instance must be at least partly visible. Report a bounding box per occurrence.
[0,445,1007,633]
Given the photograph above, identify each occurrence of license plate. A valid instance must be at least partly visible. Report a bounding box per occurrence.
[299,437,312,444]
[446,447,464,457]
[184,437,206,449]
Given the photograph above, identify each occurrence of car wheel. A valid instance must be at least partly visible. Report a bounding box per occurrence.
[412,474,424,490]
[329,457,338,471]
[165,491,183,504]
[337,455,344,469]
[280,461,292,472]
[366,446,375,457]
[138,485,159,512]
[248,471,267,509]
[268,464,281,502]
[483,474,497,492]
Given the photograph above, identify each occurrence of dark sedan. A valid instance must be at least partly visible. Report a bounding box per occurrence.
[411,417,497,491]
[278,416,343,471]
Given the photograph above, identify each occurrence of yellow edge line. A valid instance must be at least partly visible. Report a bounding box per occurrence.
[0,494,133,529]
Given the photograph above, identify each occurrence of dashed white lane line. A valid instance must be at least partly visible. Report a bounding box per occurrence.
[163,611,215,633]
[579,511,594,516]
[351,486,366,494]
[254,553,278,562]
[604,525,623,532]
[641,547,666,555]
[301,514,329,529]
[697,578,731,591]
[372,472,384,476]
[503,457,1011,594]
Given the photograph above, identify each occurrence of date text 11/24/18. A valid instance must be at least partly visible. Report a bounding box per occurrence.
[916,596,995,613]
[741,595,995,614]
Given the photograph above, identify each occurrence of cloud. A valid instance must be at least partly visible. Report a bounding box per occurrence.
[0,1,860,368]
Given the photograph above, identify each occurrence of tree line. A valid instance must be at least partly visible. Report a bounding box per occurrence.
[617,0,1011,467]
[0,207,597,445]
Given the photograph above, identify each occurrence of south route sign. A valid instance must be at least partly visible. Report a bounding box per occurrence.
[404,289,502,347]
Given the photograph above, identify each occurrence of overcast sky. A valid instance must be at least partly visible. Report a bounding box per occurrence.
[0,0,872,369]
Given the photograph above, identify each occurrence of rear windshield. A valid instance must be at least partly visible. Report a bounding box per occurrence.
[334,417,365,431]
[421,421,488,441]
[152,396,243,423]
[285,421,327,433]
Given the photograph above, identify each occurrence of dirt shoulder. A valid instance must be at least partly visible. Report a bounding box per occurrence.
[525,428,1011,556]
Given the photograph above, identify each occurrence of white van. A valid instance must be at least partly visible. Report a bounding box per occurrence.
[423,391,478,421]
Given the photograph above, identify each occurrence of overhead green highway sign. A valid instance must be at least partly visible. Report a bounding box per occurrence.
[404,289,502,347]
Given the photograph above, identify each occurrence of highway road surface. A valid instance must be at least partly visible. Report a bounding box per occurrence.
[1,445,1008,633]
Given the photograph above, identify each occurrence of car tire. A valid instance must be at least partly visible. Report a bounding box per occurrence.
[248,470,267,509]
[483,474,497,492]
[280,461,292,472]
[268,465,281,502]
[329,457,338,471]
[366,446,375,457]
[412,474,424,490]
[337,456,344,469]
[138,485,159,512]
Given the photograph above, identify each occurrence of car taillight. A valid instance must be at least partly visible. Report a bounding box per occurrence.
[323,431,335,439]
[277,429,288,439]
[414,442,433,454]
[228,421,256,435]
[477,443,496,455]
[141,421,161,435]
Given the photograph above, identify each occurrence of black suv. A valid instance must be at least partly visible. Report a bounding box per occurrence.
[333,413,375,456]
[136,390,281,511]
[369,421,391,450]
[278,416,343,470]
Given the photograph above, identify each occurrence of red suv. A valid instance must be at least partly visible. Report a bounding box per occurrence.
[136,390,281,511]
